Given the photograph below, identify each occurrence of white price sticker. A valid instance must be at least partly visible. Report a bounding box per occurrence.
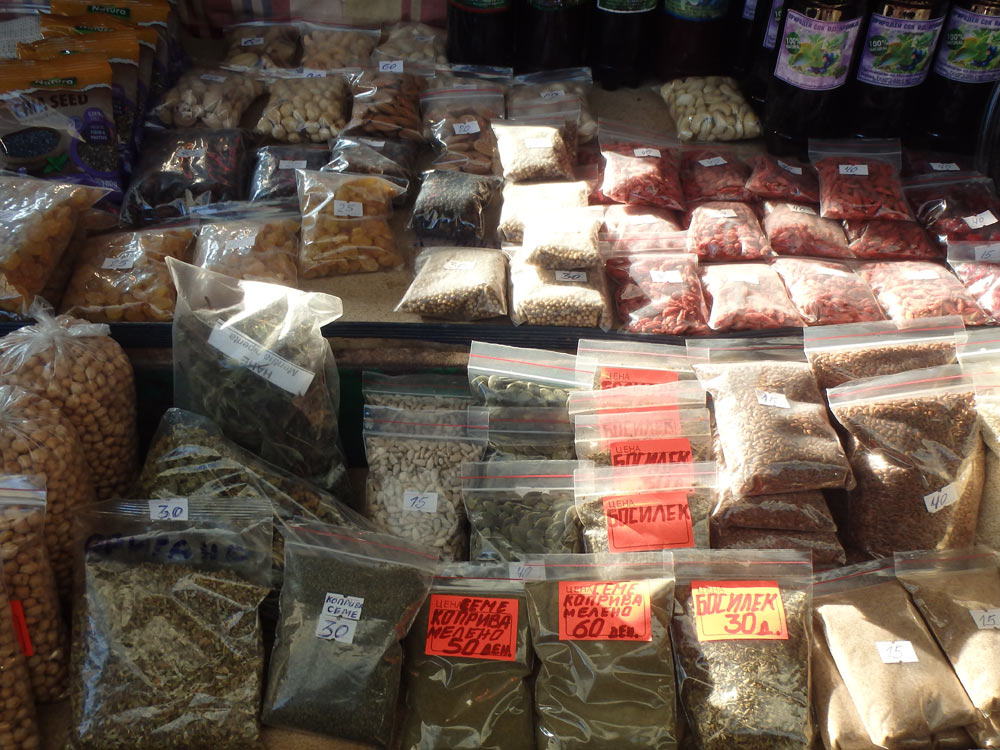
[650,269,683,283]
[444,259,475,271]
[403,490,438,513]
[225,234,257,251]
[279,159,307,170]
[177,147,205,158]
[876,640,919,664]
[964,210,998,229]
[509,562,545,581]
[148,498,189,521]
[777,159,803,175]
[634,147,661,158]
[930,162,961,171]
[756,390,790,409]
[241,36,265,46]
[525,137,551,149]
[924,483,959,514]
[838,164,869,176]
[379,60,404,72]
[301,68,326,78]
[453,120,481,135]
[208,326,316,396]
[788,204,816,215]
[713,208,739,218]
[905,269,940,281]
[334,200,364,217]
[977,244,1000,261]
[360,138,385,148]
[539,88,566,100]
[698,156,727,167]
[200,73,226,83]
[315,593,364,644]
[971,609,1000,629]
[554,270,587,282]
[102,255,133,270]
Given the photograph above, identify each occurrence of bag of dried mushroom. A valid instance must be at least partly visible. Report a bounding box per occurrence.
[396,247,507,320]
[152,68,263,129]
[190,205,299,285]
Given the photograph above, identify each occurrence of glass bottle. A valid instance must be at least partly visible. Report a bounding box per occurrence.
[446,0,515,66]
[655,0,731,79]
[516,0,591,72]
[744,0,787,107]
[589,0,658,88]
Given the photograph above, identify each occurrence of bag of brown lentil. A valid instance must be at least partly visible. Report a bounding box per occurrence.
[396,247,508,321]
[573,407,713,466]
[69,497,272,750]
[576,338,699,388]
[828,365,984,556]
[0,557,41,750]
[400,563,534,750]
[671,549,814,750]
[523,551,678,750]
[813,561,979,748]
[895,547,1000,747]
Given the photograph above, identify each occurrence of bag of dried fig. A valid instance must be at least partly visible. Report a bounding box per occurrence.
[485,407,575,461]
[523,551,677,750]
[575,339,699,389]
[0,554,40,750]
[362,372,476,410]
[813,561,979,748]
[574,462,716,553]
[828,365,983,556]
[566,381,707,420]
[468,341,588,408]
[70,497,272,750]
[672,550,813,750]
[573,408,713,467]
[396,247,507,321]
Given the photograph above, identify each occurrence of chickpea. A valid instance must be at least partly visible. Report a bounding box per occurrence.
[0,570,40,750]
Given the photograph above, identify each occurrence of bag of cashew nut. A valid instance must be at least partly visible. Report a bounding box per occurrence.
[659,76,761,142]
[0,550,41,750]
[0,305,136,500]
[566,381,707,420]
[486,407,576,461]
[575,338,699,388]
[221,20,299,69]
[363,405,489,561]
[362,371,477,410]
[152,68,264,129]
[574,461,717,553]
[573,407,713,467]
[190,204,299,286]
[468,341,588,408]
[420,84,506,175]
[396,247,508,320]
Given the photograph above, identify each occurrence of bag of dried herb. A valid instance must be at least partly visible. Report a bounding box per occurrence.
[573,407,713,467]
[485,406,575,461]
[575,462,716,553]
[168,259,354,504]
[69,496,272,750]
[261,522,438,747]
[362,371,477,410]
[690,337,854,497]
[400,563,534,750]
[828,365,984,556]
[895,548,1000,746]
[0,555,41,750]
[248,145,330,204]
[363,405,488,561]
[813,561,979,748]
[396,247,508,320]
[576,338,699,389]
[672,549,813,750]
[523,551,677,749]
[468,341,588,408]
[410,171,502,247]
[461,460,586,562]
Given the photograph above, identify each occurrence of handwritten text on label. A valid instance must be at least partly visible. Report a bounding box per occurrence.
[148,498,188,521]
[692,580,788,641]
[424,594,519,661]
[403,490,438,513]
[558,580,652,641]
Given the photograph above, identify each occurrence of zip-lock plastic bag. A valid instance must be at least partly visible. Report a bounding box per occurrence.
[363,406,489,561]
[772,257,884,326]
[686,201,773,261]
[566,381,707,420]
[574,462,716,553]
[374,22,447,64]
[485,407,575,461]
[843,218,940,260]
[745,154,819,203]
[362,372,476,410]
[601,205,684,252]
[598,119,684,210]
[519,206,605,269]
[680,147,753,204]
[498,180,590,243]
[762,201,852,258]
[0,545,40,750]
[856,260,989,325]
[904,171,1000,247]
[711,526,846,566]
[324,138,411,196]
[221,20,299,69]
[573,408,713,467]
[508,255,614,330]
[70,497,272,750]
[249,144,330,204]
[420,85,505,175]
[409,170,501,247]
[297,21,379,69]
[828,365,984,556]
[507,67,596,143]
[493,118,576,183]
[468,341,587,408]
[811,622,881,750]
[344,66,431,143]
[948,241,1000,321]
[809,138,913,222]
[575,339,698,389]
[189,204,298,286]
[699,263,803,332]
[462,460,585,561]
[153,67,264,130]
[400,564,534,750]
[523,552,677,750]
[396,247,507,321]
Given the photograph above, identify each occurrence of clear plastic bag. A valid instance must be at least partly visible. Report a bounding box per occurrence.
[190,207,299,286]
[604,251,712,336]
[255,73,352,144]
[573,407,713,467]
[828,365,984,556]
[373,22,447,64]
[575,339,698,389]
[574,462,716,552]
[298,22,380,69]
[59,224,197,323]
[762,201,851,258]
[711,527,846,566]
[468,341,587,407]
[168,259,353,501]
[659,76,761,142]
[0,554,40,750]
[344,67,428,142]
[523,552,677,749]
[493,118,576,183]
[843,218,940,260]
[400,564,533,750]
[811,624,881,750]
[598,119,684,210]
[700,264,803,331]
[363,405,489,561]
[566,381,707,419]
[507,68,595,141]
[671,550,813,750]
[396,247,507,320]
[498,180,590,243]
[602,204,684,249]
[420,85,505,175]
[262,522,437,747]
[153,68,263,129]
[904,172,1000,247]
[745,154,819,203]
[680,147,753,204]
[772,257,884,326]
[856,260,989,325]
[686,201,773,261]
[71,497,272,750]
[362,372,476,410]
[485,408,575,462]
[249,145,331,203]
[810,139,912,222]
[462,460,583,561]
[324,138,411,194]
[508,257,614,329]
[409,171,501,246]
[222,21,299,69]
[711,485,835,532]
[948,241,1000,321]
[518,206,603,269]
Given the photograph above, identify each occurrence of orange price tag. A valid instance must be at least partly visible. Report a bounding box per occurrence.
[558,580,652,641]
[691,580,788,641]
[599,366,679,390]
[424,594,519,662]
[598,410,682,440]
[602,491,694,552]
[609,437,693,466]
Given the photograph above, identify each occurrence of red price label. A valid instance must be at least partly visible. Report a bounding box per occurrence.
[609,437,693,466]
[599,366,679,390]
[598,411,682,440]
[558,580,652,642]
[424,594,519,662]
[691,581,788,641]
[602,491,694,552]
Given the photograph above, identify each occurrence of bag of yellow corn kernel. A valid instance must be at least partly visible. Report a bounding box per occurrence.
[59,223,198,322]
[189,203,299,286]
[295,169,406,277]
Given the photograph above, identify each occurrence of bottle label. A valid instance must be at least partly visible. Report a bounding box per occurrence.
[857,14,945,88]
[664,0,727,22]
[774,10,863,90]
[764,0,785,49]
[599,0,657,12]
[742,0,757,21]
[933,6,1000,83]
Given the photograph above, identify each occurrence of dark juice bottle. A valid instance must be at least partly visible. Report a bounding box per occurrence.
[744,0,786,107]
[655,0,731,79]
[730,0,760,77]
[516,0,591,72]
[447,0,515,66]
[849,0,948,138]
[910,0,1000,153]
[764,0,866,157]
[589,0,658,88]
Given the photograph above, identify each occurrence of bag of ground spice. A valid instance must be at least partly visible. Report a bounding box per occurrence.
[396,247,507,321]
[400,563,533,750]
[69,497,272,750]
[813,561,979,747]
[802,316,965,390]
[468,341,588,408]
[855,260,990,326]
[828,365,984,556]
[362,372,476,410]
[409,171,501,247]
[691,339,853,496]
[671,549,813,750]
[523,551,677,749]
[261,522,438,747]
[0,557,41,750]
[576,339,699,389]
[169,259,354,503]
[970,366,1000,546]
[574,462,716,553]
[508,255,614,329]
[567,381,707,420]
[485,407,575,461]
[895,547,1000,747]
[573,407,713,467]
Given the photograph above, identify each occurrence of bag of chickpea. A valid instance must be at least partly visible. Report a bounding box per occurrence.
[190,205,299,286]
[59,224,197,323]
[0,557,41,750]
[0,307,136,501]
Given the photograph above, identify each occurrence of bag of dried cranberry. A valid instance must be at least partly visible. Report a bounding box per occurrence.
[598,119,684,211]
[904,172,1000,248]
[604,251,710,335]
[809,139,912,222]
[843,219,940,260]
[947,241,1000,322]
[762,202,851,259]
[901,150,974,178]
[680,147,753,205]
[856,261,990,325]
[700,263,803,332]
[745,154,819,203]
[686,201,772,261]
[772,257,884,326]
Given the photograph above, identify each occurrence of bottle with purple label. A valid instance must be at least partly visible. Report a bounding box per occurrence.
[764,0,866,156]
[910,0,1000,153]
[849,1,947,138]
[743,0,786,108]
